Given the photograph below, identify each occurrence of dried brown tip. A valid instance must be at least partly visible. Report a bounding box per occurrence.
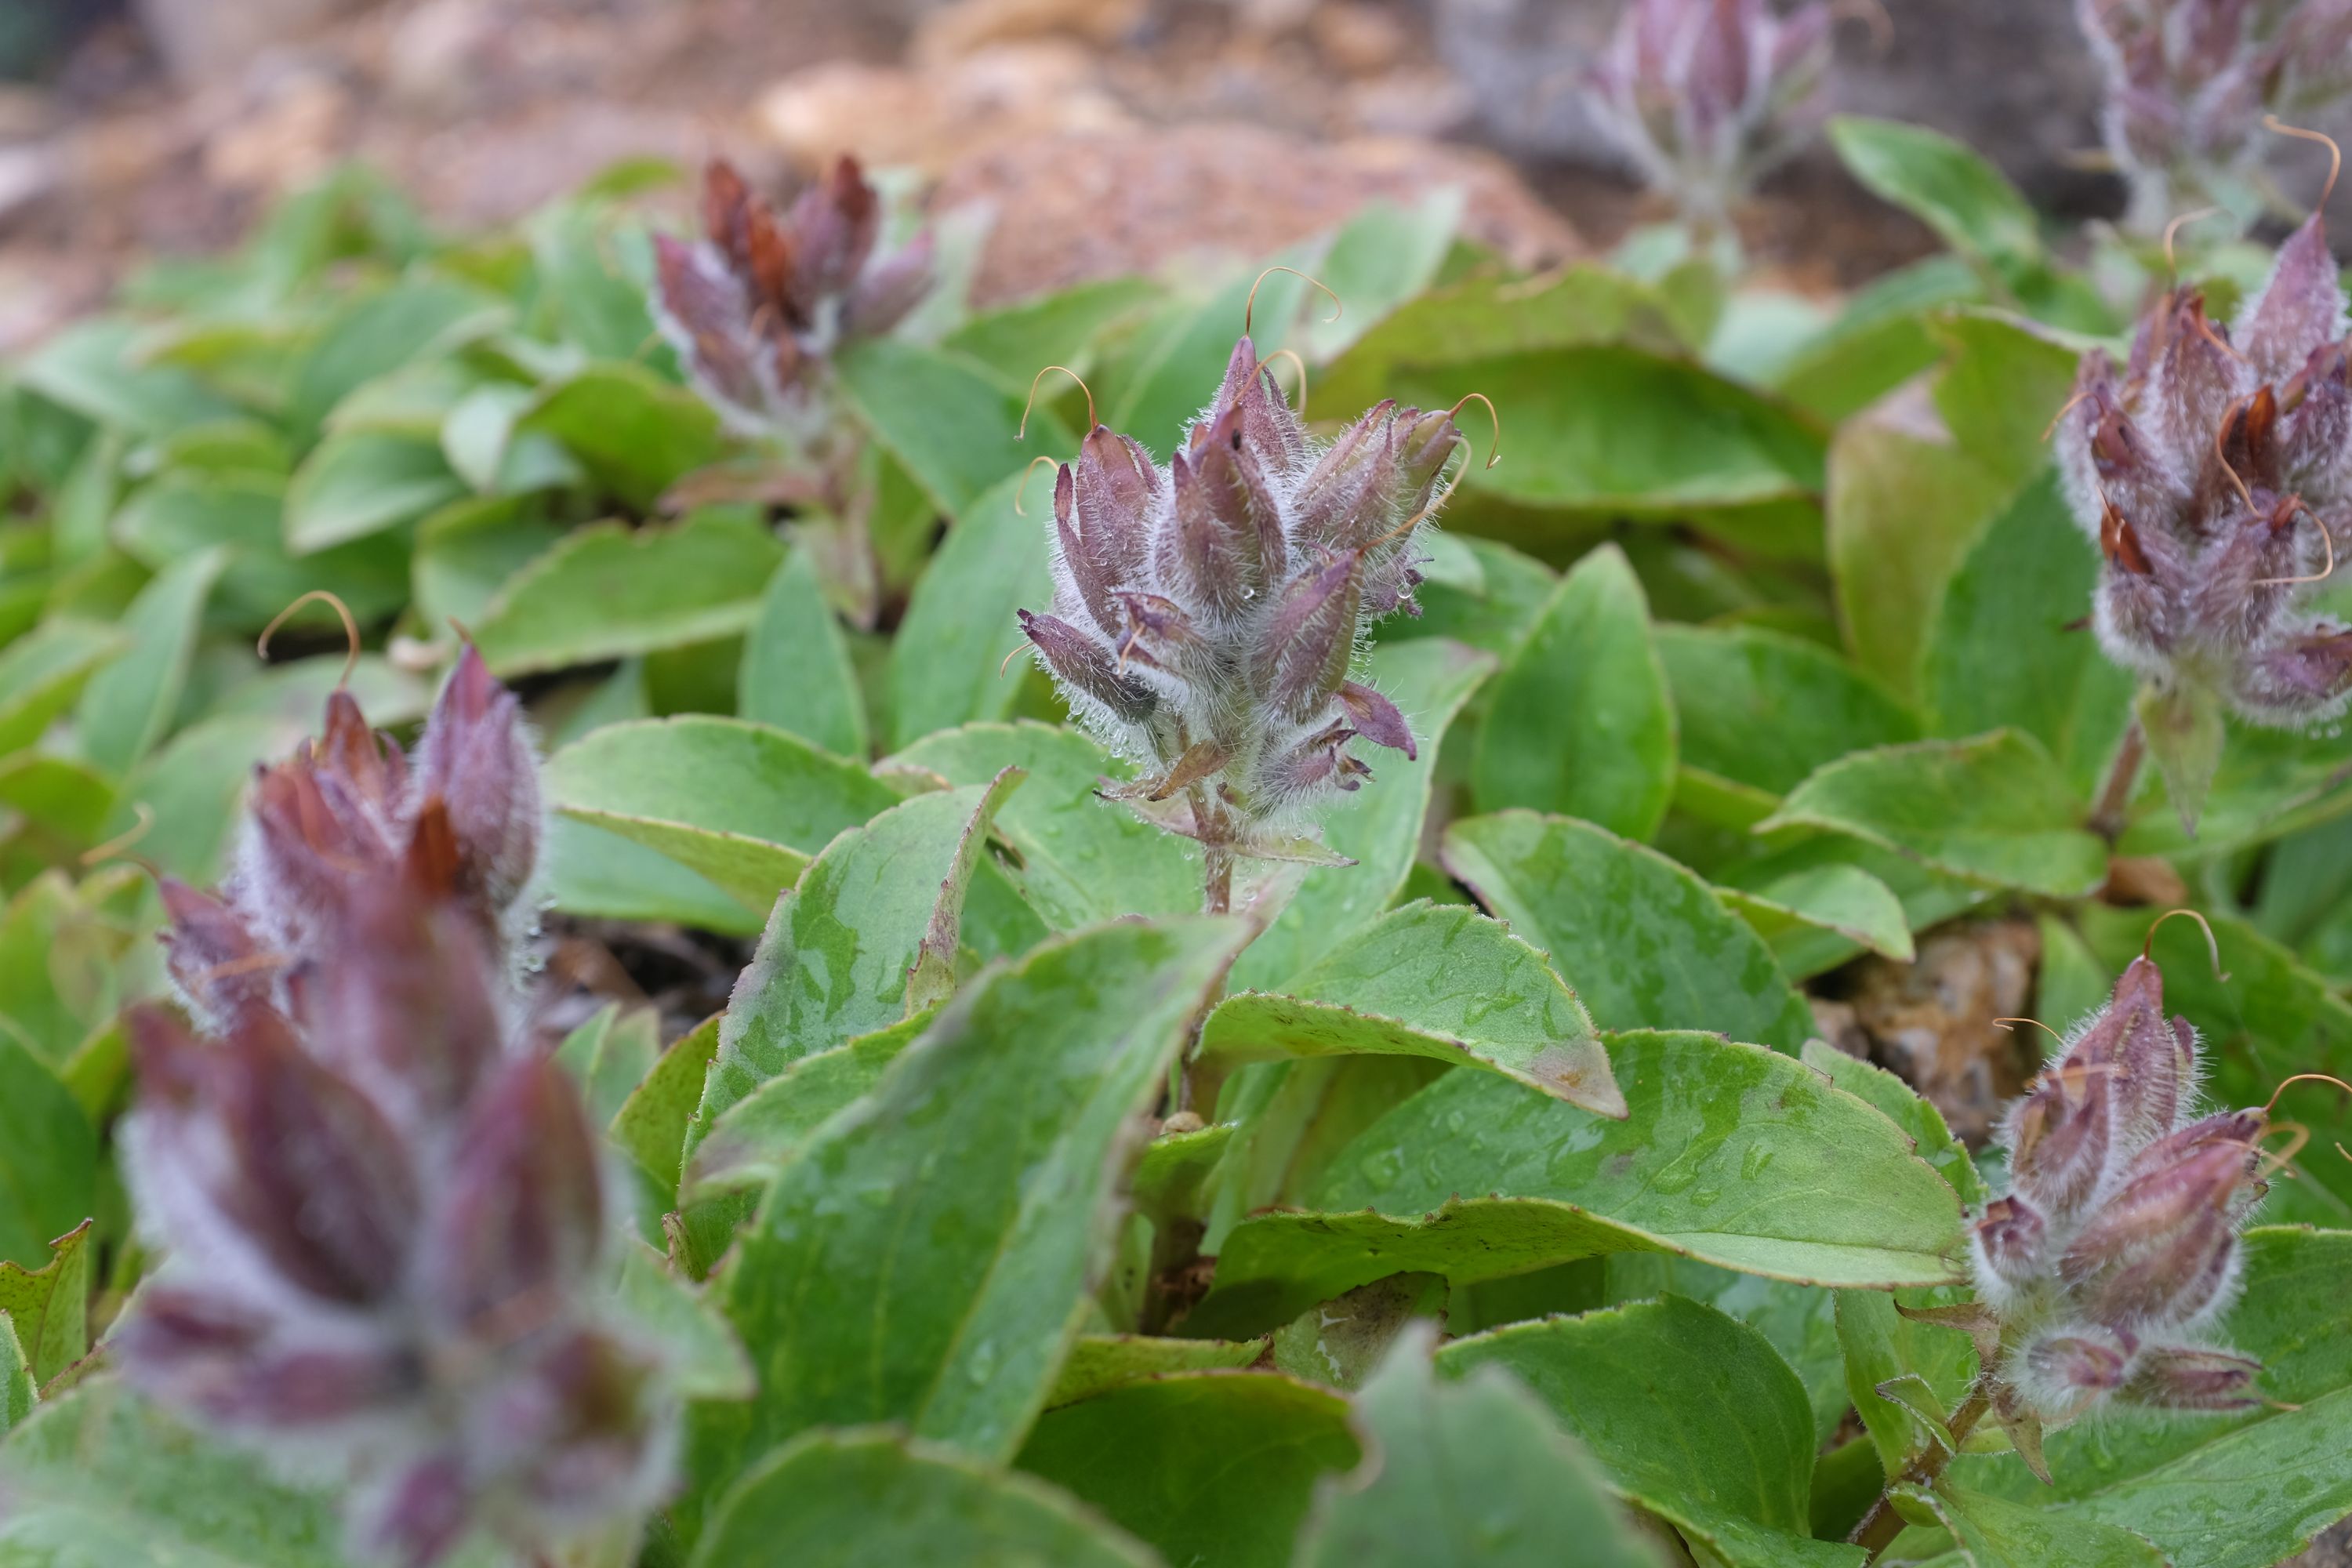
[2265,115,2343,213]
[1374,435,1472,549]
[257,590,361,688]
[1448,391,1504,470]
[2252,505,2336,587]
[1243,267,1342,337]
[2041,387,2096,444]
[2144,906,2227,980]
[1994,1016,2068,1047]
[997,639,1035,679]
[1253,348,1308,417]
[2259,1120,2311,1181]
[80,801,155,868]
[1014,454,1060,517]
[1020,365,1097,441]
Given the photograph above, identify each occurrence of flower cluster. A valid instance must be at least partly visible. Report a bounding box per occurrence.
[1932,942,2272,1475]
[1017,339,1460,908]
[2077,0,2352,231]
[2055,213,2352,736]
[121,654,671,1567]
[652,155,933,445]
[1582,0,1835,229]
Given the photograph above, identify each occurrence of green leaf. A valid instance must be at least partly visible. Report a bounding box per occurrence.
[16,319,238,437]
[608,1241,754,1403]
[1929,313,2080,486]
[888,473,1052,747]
[471,508,784,677]
[1442,811,1816,1050]
[1299,191,1465,362]
[1315,264,1668,412]
[1826,416,2009,700]
[111,470,412,632]
[1189,1029,1965,1336]
[1758,731,2108,898]
[526,203,659,364]
[0,873,101,1069]
[1656,622,1919,800]
[692,1427,1159,1568]
[1720,863,1916,973]
[2138,679,2226,837]
[1600,1256,1849,1447]
[285,275,507,437]
[1201,902,1623,1115]
[0,1377,369,1567]
[517,361,721,510]
[0,1221,91,1388]
[410,492,566,634]
[541,816,758,935]
[1907,1483,2169,1568]
[1922,472,2133,795]
[690,775,1023,1140]
[0,1036,94,1271]
[1297,1324,1661,1568]
[553,1004,661,1130]
[1835,1283,1980,1479]
[0,621,129,758]
[1472,543,1675,840]
[1271,1273,1447,1392]
[681,1015,924,1202]
[942,275,1163,385]
[1799,1040,1984,1205]
[692,916,1249,1517]
[889,722,1200,928]
[1828,117,2044,285]
[739,549,869,758]
[110,714,299,884]
[1,1318,29,1436]
[1775,256,1984,422]
[281,430,463,554]
[72,546,227,777]
[1047,1334,1266,1408]
[610,1013,718,1197]
[1439,1296,1864,1568]
[0,755,114,851]
[543,715,897,924]
[836,339,1072,519]
[1377,347,1825,514]
[1018,1372,1360,1568]
[1947,1227,2352,1567]
[1231,638,1493,991]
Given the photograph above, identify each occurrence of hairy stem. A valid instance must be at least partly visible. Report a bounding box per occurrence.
[1848,1382,1993,1558]
[2089,716,2146,843]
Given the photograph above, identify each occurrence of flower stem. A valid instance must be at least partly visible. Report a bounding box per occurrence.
[2089,716,2146,843]
[1848,1381,1992,1559]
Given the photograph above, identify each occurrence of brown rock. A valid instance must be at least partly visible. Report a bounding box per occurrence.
[1810,919,2042,1145]
[933,120,1581,306]
[756,45,1133,179]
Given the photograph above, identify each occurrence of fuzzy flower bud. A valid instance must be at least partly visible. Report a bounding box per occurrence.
[1962,942,2274,1435]
[166,648,543,1030]
[652,155,932,442]
[2077,0,2352,232]
[122,656,656,1564]
[118,878,671,1568]
[1582,0,1835,227]
[1018,337,1454,894]
[2055,216,2352,740]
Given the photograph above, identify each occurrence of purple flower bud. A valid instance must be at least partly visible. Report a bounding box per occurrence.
[2022,1327,2136,1403]
[305,878,506,1127]
[1259,720,1370,808]
[2242,216,2350,382]
[1293,400,1400,547]
[1160,413,1275,622]
[2234,621,2352,721]
[368,1452,474,1568]
[422,1054,605,1337]
[2060,1138,2258,1333]
[1017,610,1158,724]
[160,877,273,1029]
[2122,1342,2264,1410]
[412,645,542,920]
[846,230,934,339]
[1255,552,1363,723]
[1200,336,1308,477]
[786,156,882,320]
[128,1005,420,1308]
[655,231,766,416]
[1337,681,1417,759]
[1969,1194,2049,1302]
[2005,1052,2115,1224]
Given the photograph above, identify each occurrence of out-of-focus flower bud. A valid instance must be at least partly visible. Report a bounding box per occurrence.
[2078,0,2352,232]
[411,645,542,921]
[2021,1326,2137,1414]
[652,155,931,441]
[2122,1342,2265,1410]
[1969,1195,2049,1305]
[1582,0,1835,227]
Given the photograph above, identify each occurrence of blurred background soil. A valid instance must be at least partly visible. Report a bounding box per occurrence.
[0,0,2130,356]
